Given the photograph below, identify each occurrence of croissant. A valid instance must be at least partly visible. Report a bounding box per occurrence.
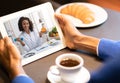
[60,4,95,24]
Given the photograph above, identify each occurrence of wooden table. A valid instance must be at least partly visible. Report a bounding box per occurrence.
[0,8,120,83]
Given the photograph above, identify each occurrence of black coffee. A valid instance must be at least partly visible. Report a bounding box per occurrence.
[60,58,80,67]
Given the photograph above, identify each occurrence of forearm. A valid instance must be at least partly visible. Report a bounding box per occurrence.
[73,35,100,54]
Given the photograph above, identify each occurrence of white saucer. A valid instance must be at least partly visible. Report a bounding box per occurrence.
[47,67,90,83]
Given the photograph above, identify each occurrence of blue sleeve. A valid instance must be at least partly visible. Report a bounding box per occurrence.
[98,38,120,60]
[88,38,120,83]
[88,54,120,83]
[12,75,34,83]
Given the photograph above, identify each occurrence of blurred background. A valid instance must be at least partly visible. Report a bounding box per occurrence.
[0,0,120,16]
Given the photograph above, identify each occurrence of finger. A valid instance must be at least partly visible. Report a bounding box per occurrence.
[4,37,14,47]
[55,13,72,24]
[4,37,17,53]
[0,38,7,65]
[0,39,5,55]
[54,14,67,31]
[55,14,66,24]
[4,37,21,59]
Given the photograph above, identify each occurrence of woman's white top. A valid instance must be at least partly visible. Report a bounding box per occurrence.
[19,29,42,52]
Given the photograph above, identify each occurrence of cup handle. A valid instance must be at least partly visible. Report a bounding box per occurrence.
[49,65,60,76]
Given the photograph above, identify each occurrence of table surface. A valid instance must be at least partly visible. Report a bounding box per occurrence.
[0,8,120,83]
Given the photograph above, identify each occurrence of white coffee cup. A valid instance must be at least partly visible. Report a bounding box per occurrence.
[50,53,84,82]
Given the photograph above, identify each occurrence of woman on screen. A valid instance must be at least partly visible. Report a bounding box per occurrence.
[16,17,42,52]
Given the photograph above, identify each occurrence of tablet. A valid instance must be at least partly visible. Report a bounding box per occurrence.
[0,2,66,66]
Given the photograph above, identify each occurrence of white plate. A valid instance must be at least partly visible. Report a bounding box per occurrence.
[47,67,90,83]
[55,2,108,28]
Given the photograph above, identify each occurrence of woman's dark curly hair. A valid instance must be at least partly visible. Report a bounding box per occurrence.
[18,17,33,31]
